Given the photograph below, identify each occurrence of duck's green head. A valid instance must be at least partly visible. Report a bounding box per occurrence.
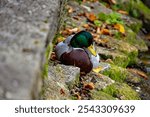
[70,31,93,48]
[70,31,97,56]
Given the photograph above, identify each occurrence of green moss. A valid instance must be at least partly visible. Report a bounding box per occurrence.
[102,82,140,100]
[112,54,130,68]
[98,12,124,24]
[117,0,150,23]
[91,90,116,100]
[116,40,138,65]
[42,44,53,79]
[127,20,142,33]
[103,65,127,82]
[70,96,78,100]
[75,0,82,4]
[132,0,150,19]
[124,28,147,52]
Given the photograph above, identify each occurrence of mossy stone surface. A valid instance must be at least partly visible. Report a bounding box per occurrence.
[91,90,116,100]
[102,82,140,100]
[42,43,53,79]
[102,65,127,82]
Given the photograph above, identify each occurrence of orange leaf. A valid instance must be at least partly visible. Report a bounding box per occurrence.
[84,82,95,90]
[83,24,90,29]
[85,13,97,22]
[101,29,110,35]
[114,24,125,34]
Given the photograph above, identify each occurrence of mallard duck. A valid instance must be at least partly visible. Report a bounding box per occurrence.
[55,31,102,73]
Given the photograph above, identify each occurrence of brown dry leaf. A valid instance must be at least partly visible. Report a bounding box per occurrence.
[73,16,80,20]
[83,24,90,29]
[128,68,148,80]
[117,10,128,15]
[96,27,101,34]
[100,38,109,44]
[84,82,95,90]
[85,13,97,22]
[68,28,79,33]
[50,52,57,61]
[101,29,110,35]
[68,6,73,13]
[114,24,125,34]
[109,0,117,4]
[75,93,81,100]
[60,88,65,96]
[61,29,71,36]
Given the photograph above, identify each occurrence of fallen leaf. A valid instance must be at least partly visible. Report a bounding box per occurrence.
[109,0,116,4]
[75,93,81,100]
[83,24,90,29]
[68,6,73,13]
[61,29,71,36]
[60,88,65,95]
[99,38,109,44]
[50,52,57,61]
[84,82,95,90]
[128,68,148,80]
[73,16,80,20]
[57,36,65,43]
[92,66,103,73]
[96,27,101,34]
[68,28,80,33]
[101,28,110,35]
[117,10,128,15]
[114,24,125,34]
[85,13,97,22]
[105,59,114,64]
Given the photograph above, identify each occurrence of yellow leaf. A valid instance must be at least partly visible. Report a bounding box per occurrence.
[114,24,125,34]
[92,66,103,73]
[57,37,65,43]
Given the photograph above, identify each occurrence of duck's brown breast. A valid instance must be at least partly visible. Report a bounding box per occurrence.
[60,49,93,73]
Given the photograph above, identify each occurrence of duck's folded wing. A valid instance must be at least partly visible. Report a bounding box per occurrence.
[55,42,69,60]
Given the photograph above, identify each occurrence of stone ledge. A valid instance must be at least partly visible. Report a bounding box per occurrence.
[0,0,63,99]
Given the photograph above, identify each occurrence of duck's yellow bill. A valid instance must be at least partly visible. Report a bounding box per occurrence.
[87,45,97,56]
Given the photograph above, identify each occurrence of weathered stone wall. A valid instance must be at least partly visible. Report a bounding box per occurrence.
[0,0,63,99]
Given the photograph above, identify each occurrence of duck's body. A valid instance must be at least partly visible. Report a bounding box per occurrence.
[55,31,100,73]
